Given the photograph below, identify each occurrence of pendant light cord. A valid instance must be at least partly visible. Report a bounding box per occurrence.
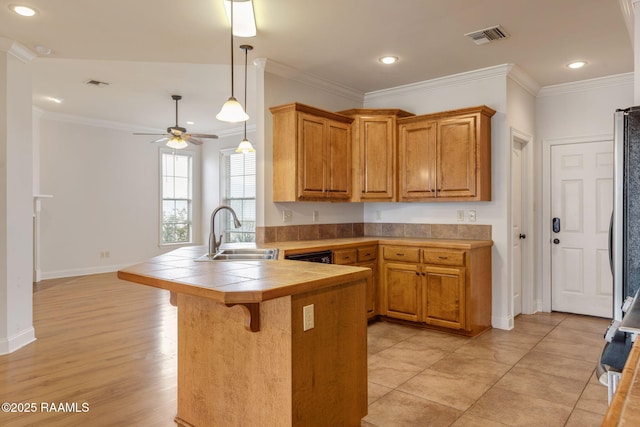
[243,45,247,137]
[230,0,234,98]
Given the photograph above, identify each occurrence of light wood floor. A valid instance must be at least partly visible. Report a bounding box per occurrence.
[1,273,178,426]
[0,273,610,426]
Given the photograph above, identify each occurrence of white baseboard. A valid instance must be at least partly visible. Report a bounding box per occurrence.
[492,315,514,330]
[0,327,36,355]
[40,263,132,280]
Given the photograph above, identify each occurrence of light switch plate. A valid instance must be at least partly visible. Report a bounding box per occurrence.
[282,210,292,223]
[468,209,477,222]
[456,210,465,222]
[303,304,314,331]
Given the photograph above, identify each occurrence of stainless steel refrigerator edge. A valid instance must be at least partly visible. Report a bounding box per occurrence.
[612,107,640,321]
[613,109,624,322]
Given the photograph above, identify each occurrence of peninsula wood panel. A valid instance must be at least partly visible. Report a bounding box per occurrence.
[176,279,368,427]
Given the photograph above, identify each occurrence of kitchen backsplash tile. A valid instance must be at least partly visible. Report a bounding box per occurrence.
[256,222,491,243]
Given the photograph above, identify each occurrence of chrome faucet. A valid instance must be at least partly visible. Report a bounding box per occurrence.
[209,205,242,256]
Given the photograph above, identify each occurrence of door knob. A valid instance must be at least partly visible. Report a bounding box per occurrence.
[519,234,526,239]
[553,238,560,244]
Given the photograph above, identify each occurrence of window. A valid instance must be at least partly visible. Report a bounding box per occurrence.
[220,149,256,242]
[161,150,194,245]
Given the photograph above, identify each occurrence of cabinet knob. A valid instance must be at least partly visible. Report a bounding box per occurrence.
[415,272,420,276]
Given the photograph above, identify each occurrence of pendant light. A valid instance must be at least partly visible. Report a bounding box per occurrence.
[216,0,249,123]
[236,44,255,153]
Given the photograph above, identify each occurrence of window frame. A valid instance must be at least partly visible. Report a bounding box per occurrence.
[158,147,200,248]
[219,147,256,244]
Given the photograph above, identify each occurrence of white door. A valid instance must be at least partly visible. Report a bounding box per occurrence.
[551,141,613,317]
[512,142,523,316]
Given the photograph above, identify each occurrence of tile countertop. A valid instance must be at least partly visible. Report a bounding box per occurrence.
[117,237,492,305]
[117,245,371,305]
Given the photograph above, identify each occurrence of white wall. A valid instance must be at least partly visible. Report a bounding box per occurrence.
[363,65,513,329]
[261,68,365,227]
[37,116,199,278]
[0,40,35,354]
[535,73,634,311]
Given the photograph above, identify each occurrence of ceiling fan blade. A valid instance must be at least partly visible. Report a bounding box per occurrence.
[134,132,166,136]
[151,137,170,144]
[189,133,219,139]
[185,137,204,145]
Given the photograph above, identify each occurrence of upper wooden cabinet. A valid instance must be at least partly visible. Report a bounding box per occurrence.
[397,105,496,201]
[270,103,354,202]
[338,109,414,202]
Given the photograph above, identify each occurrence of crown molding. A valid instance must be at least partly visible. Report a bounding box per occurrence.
[39,110,163,133]
[0,37,36,63]
[261,58,364,104]
[505,64,540,96]
[619,0,637,43]
[38,107,256,138]
[364,64,513,102]
[537,73,633,97]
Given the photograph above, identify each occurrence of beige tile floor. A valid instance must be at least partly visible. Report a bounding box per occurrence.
[363,312,611,427]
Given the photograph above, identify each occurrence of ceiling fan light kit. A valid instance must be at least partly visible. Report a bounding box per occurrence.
[217,0,249,124]
[166,136,189,150]
[133,94,218,148]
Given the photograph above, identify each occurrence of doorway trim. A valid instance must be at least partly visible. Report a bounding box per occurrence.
[510,128,534,315]
[541,133,612,312]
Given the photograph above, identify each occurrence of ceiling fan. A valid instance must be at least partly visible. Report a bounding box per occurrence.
[134,95,218,149]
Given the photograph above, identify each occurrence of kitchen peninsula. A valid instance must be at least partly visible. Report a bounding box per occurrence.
[118,245,370,427]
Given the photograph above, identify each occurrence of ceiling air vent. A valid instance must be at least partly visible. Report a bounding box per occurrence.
[85,79,110,87]
[464,25,510,45]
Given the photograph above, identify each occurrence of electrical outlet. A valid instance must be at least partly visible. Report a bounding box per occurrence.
[456,210,465,222]
[468,209,477,222]
[282,210,293,223]
[303,304,314,331]
[313,211,319,222]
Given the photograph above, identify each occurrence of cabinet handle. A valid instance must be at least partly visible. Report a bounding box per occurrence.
[396,253,405,257]
[438,256,448,260]
[421,272,426,276]
[415,272,420,276]
[344,256,350,260]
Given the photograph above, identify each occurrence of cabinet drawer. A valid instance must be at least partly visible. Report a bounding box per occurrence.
[382,246,420,263]
[358,246,377,262]
[333,249,357,265]
[423,249,465,266]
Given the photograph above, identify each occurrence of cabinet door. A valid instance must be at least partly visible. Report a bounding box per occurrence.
[436,116,477,198]
[398,120,437,200]
[383,262,421,322]
[297,113,326,199]
[422,265,466,330]
[360,116,395,200]
[326,121,351,199]
[359,260,377,318]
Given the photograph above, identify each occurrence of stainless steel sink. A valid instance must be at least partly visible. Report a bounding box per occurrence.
[195,248,279,262]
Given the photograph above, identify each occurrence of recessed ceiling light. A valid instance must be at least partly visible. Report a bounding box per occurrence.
[186,121,195,125]
[379,56,398,65]
[567,61,587,69]
[10,5,37,17]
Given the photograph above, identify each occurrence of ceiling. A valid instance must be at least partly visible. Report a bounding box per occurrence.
[0,0,634,135]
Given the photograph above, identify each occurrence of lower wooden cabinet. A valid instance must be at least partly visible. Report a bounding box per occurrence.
[334,246,378,318]
[380,244,491,336]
